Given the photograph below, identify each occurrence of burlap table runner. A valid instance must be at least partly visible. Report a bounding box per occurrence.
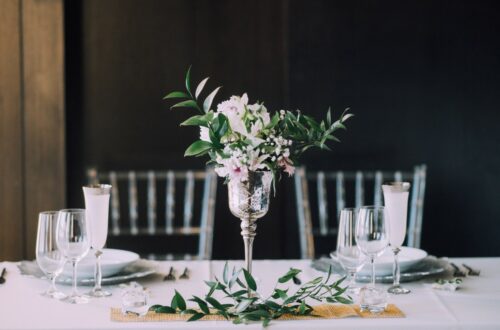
[111,304,404,322]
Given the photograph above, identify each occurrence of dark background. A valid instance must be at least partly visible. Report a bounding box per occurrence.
[65,0,500,259]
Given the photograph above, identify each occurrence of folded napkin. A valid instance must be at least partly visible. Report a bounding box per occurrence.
[110,304,404,322]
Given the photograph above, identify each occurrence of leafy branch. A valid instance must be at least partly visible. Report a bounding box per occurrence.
[149,262,352,327]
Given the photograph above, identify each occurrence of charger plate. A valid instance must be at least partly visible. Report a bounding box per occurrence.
[18,259,157,286]
[312,256,447,283]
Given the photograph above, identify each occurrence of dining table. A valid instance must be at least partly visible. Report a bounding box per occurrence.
[0,257,499,330]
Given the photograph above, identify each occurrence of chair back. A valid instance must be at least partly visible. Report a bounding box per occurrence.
[86,168,217,260]
[294,165,427,259]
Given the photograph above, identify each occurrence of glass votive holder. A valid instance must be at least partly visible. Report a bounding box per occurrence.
[120,282,149,316]
[359,286,387,313]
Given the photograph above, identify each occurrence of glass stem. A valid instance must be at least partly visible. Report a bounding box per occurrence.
[348,270,356,287]
[72,260,78,296]
[50,274,57,293]
[94,251,103,291]
[370,256,375,287]
[393,247,401,287]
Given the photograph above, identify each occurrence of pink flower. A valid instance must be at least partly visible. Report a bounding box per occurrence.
[278,157,295,176]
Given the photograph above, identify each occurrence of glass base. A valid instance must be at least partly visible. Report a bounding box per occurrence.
[388,285,411,294]
[62,294,89,304]
[88,288,112,298]
[359,287,387,313]
[41,290,67,300]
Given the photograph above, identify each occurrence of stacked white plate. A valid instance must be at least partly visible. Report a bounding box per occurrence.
[61,248,140,278]
[357,246,428,276]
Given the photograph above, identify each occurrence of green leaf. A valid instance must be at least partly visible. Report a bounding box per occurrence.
[206,283,217,298]
[231,289,248,297]
[242,269,257,291]
[229,269,241,289]
[335,296,353,304]
[155,306,176,314]
[342,113,354,121]
[324,265,332,284]
[184,140,212,157]
[187,313,205,322]
[170,99,200,111]
[189,296,210,314]
[181,309,198,314]
[195,77,209,99]
[235,298,255,313]
[325,135,341,142]
[171,290,186,311]
[185,65,193,97]
[223,262,229,284]
[326,107,332,126]
[242,309,270,320]
[163,91,189,99]
[305,277,323,286]
[180,114,209,127]
[205,297,225,311]
[203,86,221,113]
[272,288,288,300]
[278,268,302,284]
[264,300,281,310]
[266,112,280,129]
[298,300,306,314]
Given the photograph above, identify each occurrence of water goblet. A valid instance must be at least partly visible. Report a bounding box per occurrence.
[56,209,91,304]
[383,182,411,294]
[35,211,66,299]
[83,184,112,298]
[335,208,365,295]
[355,206,389,313]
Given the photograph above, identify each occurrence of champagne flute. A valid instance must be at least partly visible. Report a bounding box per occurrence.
[335,208,365,295]
[36,211,66,299]
[355,206,389,313]
[83,184,112,298]
[383,182,411,294]
[56,209,90,304]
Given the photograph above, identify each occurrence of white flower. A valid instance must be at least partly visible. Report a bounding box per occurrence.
[199,127,210,142]
[214,155,248,182]
[217,97,244,117]
[247,148,269,171]
[278,157,295,176]
[226,112,247,136]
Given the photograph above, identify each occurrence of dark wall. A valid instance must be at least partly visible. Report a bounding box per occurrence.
[66,0,500,258]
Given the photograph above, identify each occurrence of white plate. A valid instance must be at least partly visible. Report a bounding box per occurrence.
[62,249,139,278]
[18,259,157,286]
[358,246,427,276]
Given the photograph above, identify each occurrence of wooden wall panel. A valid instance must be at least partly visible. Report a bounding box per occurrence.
[22,0,66,258]
[0,0,24,260]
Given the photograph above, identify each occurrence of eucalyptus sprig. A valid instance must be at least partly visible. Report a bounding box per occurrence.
[149,263,352,327]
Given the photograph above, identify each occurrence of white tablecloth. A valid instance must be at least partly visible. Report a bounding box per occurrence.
[1,258,499,329]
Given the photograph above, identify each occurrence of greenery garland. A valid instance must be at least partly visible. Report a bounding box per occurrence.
[149,263,352,327]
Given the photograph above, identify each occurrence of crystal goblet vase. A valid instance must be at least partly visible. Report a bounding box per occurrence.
[228,171,272,275]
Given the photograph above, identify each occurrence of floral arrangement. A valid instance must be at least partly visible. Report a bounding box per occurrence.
[165,67,352,183]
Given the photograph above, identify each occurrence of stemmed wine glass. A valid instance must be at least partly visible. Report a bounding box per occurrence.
[35,211,66,299]
[83,184,112,298]
[383,182,411,294]
[56,209,91,304]
[334,208,365,295]
[355,206,389,313]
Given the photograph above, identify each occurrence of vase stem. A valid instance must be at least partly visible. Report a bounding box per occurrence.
[241,216,257,274]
